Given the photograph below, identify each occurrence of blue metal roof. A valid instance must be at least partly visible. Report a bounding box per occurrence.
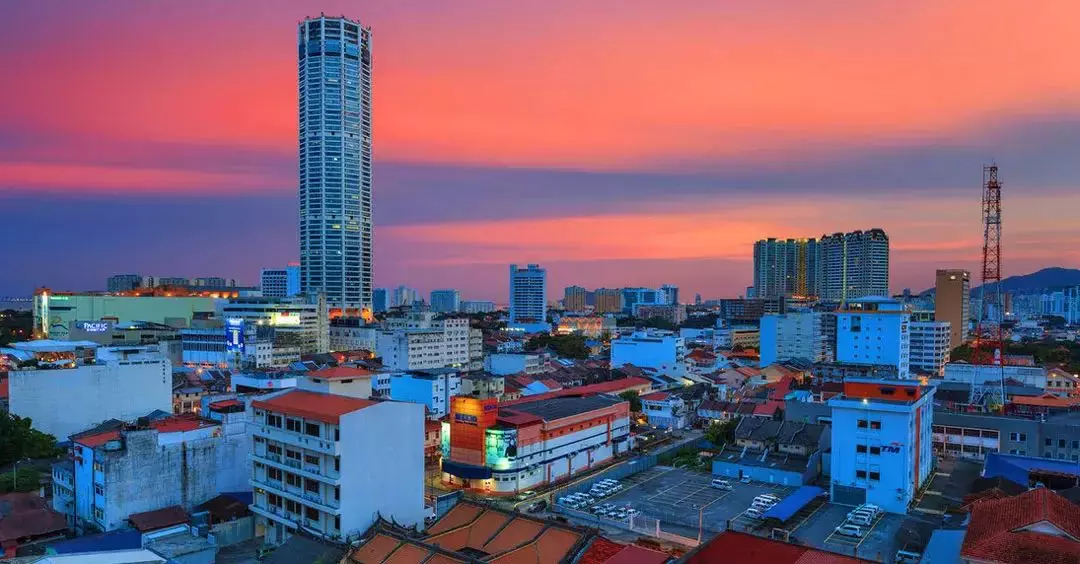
[983,452,1080,485]
[920,529,965,563]
[761,485,824,522]
[49,529,142,554]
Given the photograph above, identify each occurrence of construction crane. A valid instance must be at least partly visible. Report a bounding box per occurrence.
[969,164,1007,408]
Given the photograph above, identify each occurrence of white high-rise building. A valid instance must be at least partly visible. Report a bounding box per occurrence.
[298,16,373,310]
[759,311,830,368]
[835,297,911,379]
[250,390,424,546]
[909,318,951,377]
[392,285,418,308]
[820,229,889,301]
[376,313,472,371]
[509,264,547,328]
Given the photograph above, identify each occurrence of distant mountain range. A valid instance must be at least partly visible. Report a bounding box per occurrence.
[922,267,1080,296]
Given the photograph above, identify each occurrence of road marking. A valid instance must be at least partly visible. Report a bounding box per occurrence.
[789,501,826,533]
[850,512,886,554]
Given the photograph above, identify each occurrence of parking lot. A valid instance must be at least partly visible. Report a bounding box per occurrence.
[568,467,796,533]
[789,502,907,562]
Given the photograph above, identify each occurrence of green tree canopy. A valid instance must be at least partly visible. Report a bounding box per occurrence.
[619,390,642,412]
[0,413,62,468]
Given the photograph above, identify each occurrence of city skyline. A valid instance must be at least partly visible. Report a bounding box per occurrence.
[3,1,1080,300]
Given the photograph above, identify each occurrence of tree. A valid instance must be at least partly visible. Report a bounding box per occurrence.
[619,390,642,413]
[950,343,973,363]
[704,418,740,446]
[0,468,41,493]
[0,413,62,468]
[525,333,589,360]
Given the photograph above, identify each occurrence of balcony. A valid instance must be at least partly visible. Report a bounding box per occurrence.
[251,476,340,515]
[251,423,340,456]
[251,503,299,528]
[250,452,341,485]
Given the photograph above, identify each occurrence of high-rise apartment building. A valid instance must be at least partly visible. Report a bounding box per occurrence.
[392,285,418,308]
[594,288,622,314]
[934,269,970,349]
[106,274,144,293]
[661,284,680,306]
[563,285,587,311]
[261,264,301,298]
[298,16,373,310]
[429,289,461,313]
[758,311,830,368]
[835,296,910,379]
[819,229,889,301]
[371,288,390,313]
[752,238,819,299]
[508,264,546,326]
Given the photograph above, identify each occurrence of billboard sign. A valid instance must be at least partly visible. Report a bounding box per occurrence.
[225,318,245,354]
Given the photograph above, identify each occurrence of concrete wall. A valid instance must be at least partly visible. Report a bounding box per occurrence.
[38,295,219,338]
[389,377,442,417]
[10,359,171,440]
[340,401,425,536]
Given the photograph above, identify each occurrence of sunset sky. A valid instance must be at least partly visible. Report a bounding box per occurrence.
[3,0,1079,300]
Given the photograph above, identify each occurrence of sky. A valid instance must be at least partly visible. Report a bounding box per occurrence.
[2,0,1080,301]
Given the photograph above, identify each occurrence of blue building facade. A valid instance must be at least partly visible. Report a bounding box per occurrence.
[509,264,548,331]
[828,378,935,513]
[430,289,461,313]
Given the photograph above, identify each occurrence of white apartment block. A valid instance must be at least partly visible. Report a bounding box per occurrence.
[835,297,911,379]
[376,313,471,371]
[5,342,171,440]
[759,311,829,368]
[909,320,951,376]
[250,389,424,546]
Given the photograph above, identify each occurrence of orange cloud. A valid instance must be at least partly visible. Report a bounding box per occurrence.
[0,162,282,194]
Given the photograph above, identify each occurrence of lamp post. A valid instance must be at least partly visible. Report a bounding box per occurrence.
[12,458,31,492]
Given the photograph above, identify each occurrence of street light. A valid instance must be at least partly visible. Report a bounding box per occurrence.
[12,458,31,492]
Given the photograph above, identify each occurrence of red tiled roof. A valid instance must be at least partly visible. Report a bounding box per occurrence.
[75,430,122,448]
[539,379,562,390]
[252,389,376,423]
[0,492,68,545]
[309,366,374,380]
[578,538,624,564]
[0,378,8,400]
[1011,395,1080,408]
[961,487,1080,564]
[640,392,670,401]
[128,505,189,532]
[605,544,671,564]
[687,350,717,362]
[753,401,783,416]
[150,415,212,433]
[209,399,242,410]
[685,531,868,564]
[499,377,652,407]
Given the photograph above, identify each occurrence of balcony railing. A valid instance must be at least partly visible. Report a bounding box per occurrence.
[302,492,324,504]
[253,477,340,513]
[284,458,302,469]
[250,452,341,484]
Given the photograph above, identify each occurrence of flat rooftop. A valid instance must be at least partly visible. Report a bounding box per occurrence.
[501,395,621,422]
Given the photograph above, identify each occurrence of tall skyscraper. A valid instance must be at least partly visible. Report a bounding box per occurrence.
[392,285,418,308]
[298,16,373,309]
[430,289,461,313]
[819,229,889,301]
[661,284,680,305]
[563,285,587,311]
[509,264,547,325]
[752,238,820,299]
[935,269,970,349]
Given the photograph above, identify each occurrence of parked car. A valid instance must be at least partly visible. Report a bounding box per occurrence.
[744,508,762,519]
[526,500,547,513]
[847,514,873,527]
[834,524,864,538]
[711,479,733,490]
[740,476,752,484]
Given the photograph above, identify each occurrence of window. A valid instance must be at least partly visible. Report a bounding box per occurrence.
[267,467,282,481]
[870,446,881,455]
[286,418,302,433]
[305,479,319,493]
[1009,432,1026,442]
[94,484,104,496]
[856,445,867,453]
[857,419,868,429]
[305,454,320,466]
[334,487,340,501]
[94,508,104,521]
[1060,439,1067,448]
[305,506,319,520]
[334,428,340,441]
[334,458,340,472]
[1046,438,1053,447]
[285,499,301,514]
[286,473,301,487]
[305,422,321,438]
[856,470,867,479]
[267,414,283,428]
[335,515,341,530]
[1073,441,1079,449]
[268,444,282,456]
[870,421,882,430]
[869,471,880,481]
[93,461,104,472]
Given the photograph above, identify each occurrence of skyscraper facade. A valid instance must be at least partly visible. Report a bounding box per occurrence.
[819,229,889,301]
[509,264,547,325]
[934,269,970,348]
[298,16,373,309]
[563,285,587,311]
[372,288,390,313]
[430,289,461,313]
[752,238,819,299]
[593,288,622,314]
